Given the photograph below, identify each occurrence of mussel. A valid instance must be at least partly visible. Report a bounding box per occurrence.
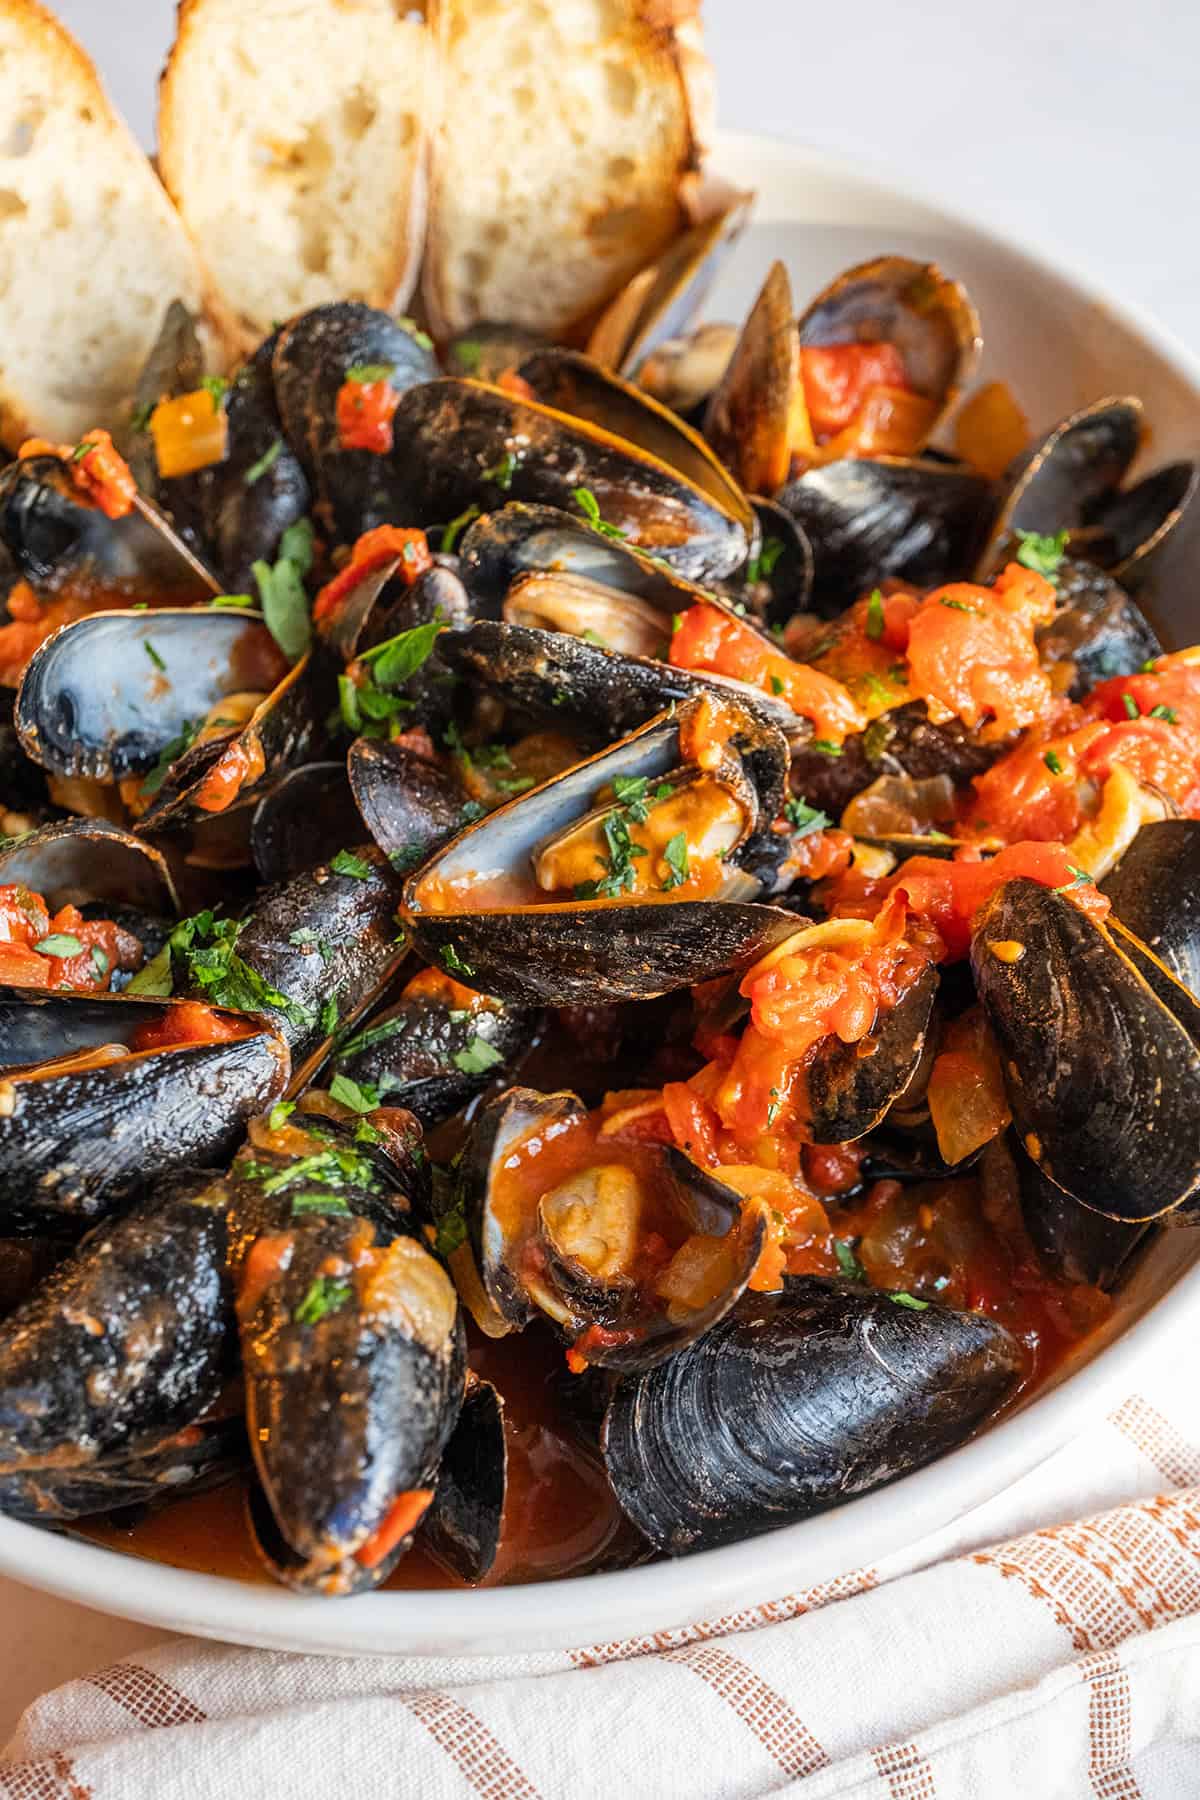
[419,1376,506,1584]
[401,694,799,1006]
[1101,819,1200,1000]
[0,1412,246,1525]
[971,878,1200,1222]
[704,260,799,498]
[1036,560,1162,697]
[448,1086,766,1371]
[250,761,358,884]
[601,1276,1020,1553]
[347,738,472,872]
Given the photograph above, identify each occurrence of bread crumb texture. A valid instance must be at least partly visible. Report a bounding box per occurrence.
[425,0,691,337]
[160,0,433,346]
[0,0,207,446]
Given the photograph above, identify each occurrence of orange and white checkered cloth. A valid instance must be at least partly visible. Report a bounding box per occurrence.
[4,1380,1200,1799]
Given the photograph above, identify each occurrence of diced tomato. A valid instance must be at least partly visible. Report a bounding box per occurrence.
[129,1001,256,1053]
[0,888,137,992]
[882,841,1111,958]
[904,563,1057,738]
[21,430,137,519]
[336,378,401,454]
[660,1079,722,1166]
[313,525,434,623]
[150,390,229,478]
[670,603,866,744]
[191,734,268,814]
[800,342,910,438]
[802,1140,864,1195]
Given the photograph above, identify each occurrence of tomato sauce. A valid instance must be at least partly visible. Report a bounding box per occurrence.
[0,888,140,992]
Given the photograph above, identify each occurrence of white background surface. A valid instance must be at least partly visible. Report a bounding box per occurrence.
[3,0,1198,1746]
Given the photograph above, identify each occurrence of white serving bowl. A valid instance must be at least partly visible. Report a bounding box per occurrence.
[3,130,1198,1658]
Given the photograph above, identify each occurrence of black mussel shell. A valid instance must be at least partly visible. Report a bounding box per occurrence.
[1089,460,1199,585]
[123,301,209,545]
[224,844,406,1085]
[1101,820,1200,1002]
[0,1236,64,1320]
[444,323,547,383]
[788,700,1000,819]
[779,457,993,618]
[203,332,311,594]
[988,1135,1150,1291]
[1036,561,1161,698]
[242,1210,463,1595]
[250,761,358,883]
[458,501,706,619]
[273,302,439,544]
[0,1171,233,1471]
[601,1276,1021,1554]
[741,498,815,628]
[402,700,797,1007]
[515,350,753,530]
[348,738,468,870]
[704,260,799,499]
[977,397,1142,577]
[0,1412,246,1524]
[0,817,177,916]
[382,379,750,583]
[806,963,940,1142]
[0,992,289,1233]
[420,1377,506,1583]
[333,982,534,1128]
[15,607,287,782]
[971,877,1200,1222]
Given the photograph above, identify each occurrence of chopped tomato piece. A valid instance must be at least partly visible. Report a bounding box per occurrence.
[129,1001,256,1053]
[313,525,433,622]
[191,734,268,814]
[802,1141,864,1195]
[904,563,1057,738]
[870,841,1111,958]
[336,378,401,454]
[670,603,866,744]
[0,888,138,991]
[21,430,137,519]
[800,342,910,438]
[150,389,229,478]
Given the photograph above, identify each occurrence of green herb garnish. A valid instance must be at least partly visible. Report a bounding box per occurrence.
[1014,528,1068,583]
[438,503,480,554]
[144,640,166,672]
[1044,751,1064,775]
[746,536,786,585]
[346,362,396,384]
[573,485,627,541]
[660,831,690,892]
[244,437,283,486]
[267,1099,296,1131]
[889,1291,930,1310]
[810,739,844,757]
[783,796,831,838]
[33,933,83,958]
[140,720,198,797]
[482,451,518,490]
[451,1035,505,1076]
[293,1276,352,1325]
[330,849,372,881]
[834,1239,866,1282]
[865,589,885,640]
[1121,692,1140,720]
[441,943,474,977]
[1149,703,1178,723]
[329,1072,381,1113]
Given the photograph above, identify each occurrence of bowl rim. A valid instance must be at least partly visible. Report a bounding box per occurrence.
[4,127,1200,1659]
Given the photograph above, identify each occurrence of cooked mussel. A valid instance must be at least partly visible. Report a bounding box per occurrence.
[1101,819,1200,1000]
[0,991,289,1232]
[272,302,438,544]
[402,695,798,1006]
[347,738,471,871]
[982,1134,1150,1292]
[444,323,547,383]
[1035,560,1162,697]
[332,967,534,1128]
[419,1376,506,1583]
[788,699,1000,819]
[379,379,751,582]
[806,959,940,1142]
[0,1170,234,1471]
[202,332,312,594]
[0,1412,246,1524]
[237,1113,463,1594]
[971,877,1200,1221]
[704,260,799,497]
[600,1275,1021,1554]
[250,761,358,884]
[0,817,177,921]
[450,1086,766,1371]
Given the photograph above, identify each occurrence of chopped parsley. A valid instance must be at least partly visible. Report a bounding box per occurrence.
[453,339,482,373]
[1054,863,1095,893]
[1044,750,1064,775]
[940,597,981,614]
[257,1143,378,1198]
[451,1034,505,1075]
[765,1086,782,1127]
[1121,692,1140,720]
[267,1099,296,1131]
[253,518,315,664]
[293,1276,352,1325]
[783,796,831,838]
[573,777,673,901]
[125,909,314,1030]
[441,943,474,977]
[244,437,283,486]
[144,640,166,672]
[459,800,487,825]
[360,615,445,687]
[329,1072,380,1113]
[862,717,894,764]
[320,994,340,1035]
[834,1239,866,1282]
[140,721,198,797]
[1149,703,1179,723]
[865,589,885,640]
[210,593,255,609]
[330,849,373,881]
[199,374,229,406]
[346,362,396,384]
[90,945,110,980]
[33,933,83,958]
[389,841,429,874]
[396,317,434,352]
[660,831,690,891]
[435,1200,468,1258]
[889,1291,930,1310]
[288,1192,352,1216]
[1014,527,1068,583]
[746,536,786,585]
[770,675,784,695]
[482,450,518,490]
[336,1012,411,1060]
[288,927,334,964]
[573,485,628,541]
[438,503,480,554]
[809,739,844,757]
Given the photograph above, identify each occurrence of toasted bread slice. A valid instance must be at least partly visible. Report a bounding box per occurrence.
[422,0,711,341]
[0,0,210,450]
[159,0,435,356]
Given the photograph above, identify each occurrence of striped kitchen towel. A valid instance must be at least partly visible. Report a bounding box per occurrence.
[4,1383,1200,1798]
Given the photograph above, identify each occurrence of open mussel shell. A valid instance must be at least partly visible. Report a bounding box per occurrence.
[1091,460,1199,585]
[419,1377,506,1583]
[454,1086,766,1372]
[0,456,219,608]
[704,259,799,499]
[971,877,1200,1222]
[514,350,753,532]
[976,397,1143,577]
[0,1171,233,1472]
[0,1412,247,1525]
[242,1201,464,1595]
[0,817,178,917]
[1035,561,1161,697]
[1101,819,1200,1001]
[347,739,468,871]
[250,761,358,884]
[806,962,940,1142]
[225,844,407,1088]
[272,302,438,543]
[587,193,752,378]
[983,1134,1150,1292]
[333,980,534,1129]
[740,499,814,628]
[136,650,329,837]
[601,1275,1021,1555]
[382,379,751,583]
[15,607,287,782]
[779,456,993,617]
[402,698,797,1007]
[797,255,982,444]
[202,331,312,594]
[0,992,289,1233]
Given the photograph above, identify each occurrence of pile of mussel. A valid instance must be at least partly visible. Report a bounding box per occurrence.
[0,219,1198,1594]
